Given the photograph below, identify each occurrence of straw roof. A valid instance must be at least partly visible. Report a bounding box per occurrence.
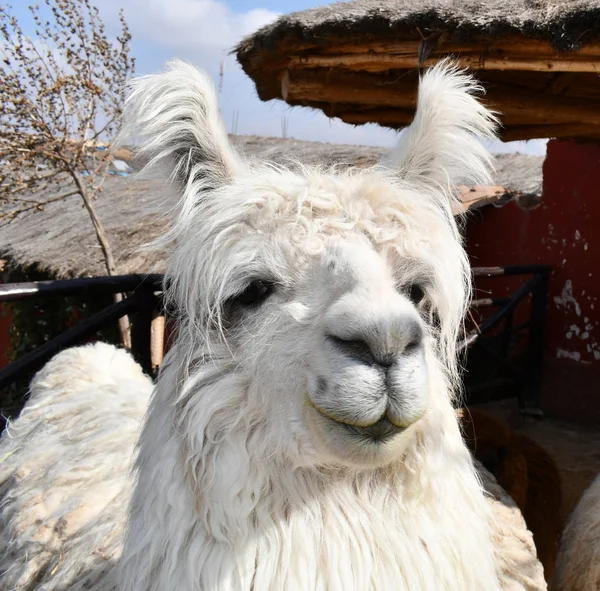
[0,136,543,279]
[236,0,600,141]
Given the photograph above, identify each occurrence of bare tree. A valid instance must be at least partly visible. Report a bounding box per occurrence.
[0,0,135,346]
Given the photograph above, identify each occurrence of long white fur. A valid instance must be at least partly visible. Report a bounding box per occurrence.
[0,60,546,591]
[552,473,600,591]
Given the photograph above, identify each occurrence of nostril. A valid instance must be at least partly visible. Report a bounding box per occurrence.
[327,335,394,368]
[326,335,375,365]
[403,322,424,353]
[404,336,422,353]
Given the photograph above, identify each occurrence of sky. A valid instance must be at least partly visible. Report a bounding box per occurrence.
[9,0,548,155]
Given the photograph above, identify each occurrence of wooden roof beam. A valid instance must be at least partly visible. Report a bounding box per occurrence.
[335,109,600,141]
[281,70,416,108]
[287,39,600,74]
[283,70,600,128]
[294,38,600,59]
[289,53,600,74]
[501,123,600,142]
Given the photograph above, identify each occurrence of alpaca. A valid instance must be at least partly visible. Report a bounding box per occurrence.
[458,408,563,582]
[0,342,152,589]
[552,472,600,591]
[0,60,546,590]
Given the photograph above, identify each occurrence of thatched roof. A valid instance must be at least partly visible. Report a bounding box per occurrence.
[0,136,543,279]
[236,0,600,141]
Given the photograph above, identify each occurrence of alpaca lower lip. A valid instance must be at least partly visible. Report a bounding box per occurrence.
[345,417,405,442]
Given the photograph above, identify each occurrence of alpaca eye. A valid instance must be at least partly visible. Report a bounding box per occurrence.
[235,279,274,307]
[406,283,426,305]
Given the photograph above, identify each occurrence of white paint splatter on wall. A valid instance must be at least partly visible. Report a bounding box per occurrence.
[554,280,582,317]
[556,349,582,361]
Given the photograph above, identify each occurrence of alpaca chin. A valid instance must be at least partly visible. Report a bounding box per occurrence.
[305,397,425,469]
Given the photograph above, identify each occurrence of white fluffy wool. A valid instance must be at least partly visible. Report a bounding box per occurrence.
[0,343,545,590]
[0,342,152,589]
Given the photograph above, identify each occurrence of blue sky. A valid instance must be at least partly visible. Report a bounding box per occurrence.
[9,0,547,155]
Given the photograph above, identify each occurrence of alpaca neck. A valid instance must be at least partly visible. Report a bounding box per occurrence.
[120,363,500,591]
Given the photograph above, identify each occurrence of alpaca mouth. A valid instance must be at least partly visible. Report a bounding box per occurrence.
[307,396,406,443]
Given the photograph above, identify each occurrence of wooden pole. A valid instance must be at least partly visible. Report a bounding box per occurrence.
[151,315,166,375]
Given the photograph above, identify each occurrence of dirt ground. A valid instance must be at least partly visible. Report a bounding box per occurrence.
[472,398,600,523]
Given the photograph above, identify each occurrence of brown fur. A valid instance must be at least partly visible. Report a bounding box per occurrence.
[458,408,563,583]
[512,433,562,583]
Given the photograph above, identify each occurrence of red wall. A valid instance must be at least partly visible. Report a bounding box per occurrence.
[466,139,600,424]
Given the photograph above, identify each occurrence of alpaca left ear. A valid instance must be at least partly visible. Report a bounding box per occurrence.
[122,60,242,193]
[385,60,498,197]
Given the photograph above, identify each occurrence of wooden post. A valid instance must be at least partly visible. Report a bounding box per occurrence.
[151,315,166,376]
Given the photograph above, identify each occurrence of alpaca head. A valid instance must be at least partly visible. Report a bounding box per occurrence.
[125,60,497,470]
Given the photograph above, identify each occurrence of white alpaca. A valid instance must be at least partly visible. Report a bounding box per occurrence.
[552,473,600,591]
[0,342,152,589]
[0,60,546,590]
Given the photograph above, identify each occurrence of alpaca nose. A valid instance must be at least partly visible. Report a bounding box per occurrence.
[326,312,424,368]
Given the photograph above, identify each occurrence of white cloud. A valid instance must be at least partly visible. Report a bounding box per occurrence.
[237,8,278,38]
[102,0,278,57]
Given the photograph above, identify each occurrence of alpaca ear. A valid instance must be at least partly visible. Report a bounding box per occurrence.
[385,60,498,195]
[122,60,242,192]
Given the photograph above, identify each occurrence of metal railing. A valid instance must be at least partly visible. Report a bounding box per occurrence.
[460,264,551,412]
[0,274,164,389]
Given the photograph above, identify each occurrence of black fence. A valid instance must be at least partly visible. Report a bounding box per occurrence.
[461,264,551,412]
[0,266,551,412]
[0,274,164,390]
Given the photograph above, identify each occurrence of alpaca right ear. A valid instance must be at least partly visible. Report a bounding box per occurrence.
[122,60,242,192]
[385,60,498,196]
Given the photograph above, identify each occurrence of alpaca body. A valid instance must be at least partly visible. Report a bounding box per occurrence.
[0,343,152,590]
[552,473,600,591]
[0,344,544,590]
